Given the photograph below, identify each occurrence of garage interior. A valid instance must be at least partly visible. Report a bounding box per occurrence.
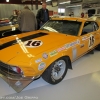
[0,0,100,100]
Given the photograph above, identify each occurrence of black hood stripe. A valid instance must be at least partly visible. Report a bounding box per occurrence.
[0,29,22,39]
[0,32,48,50]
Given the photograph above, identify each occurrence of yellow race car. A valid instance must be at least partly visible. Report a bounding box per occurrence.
[0,16,100,92]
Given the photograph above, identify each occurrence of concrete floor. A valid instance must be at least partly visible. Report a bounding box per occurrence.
[0,50,100,100]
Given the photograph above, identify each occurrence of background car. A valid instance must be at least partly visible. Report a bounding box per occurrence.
[0,18,19,38]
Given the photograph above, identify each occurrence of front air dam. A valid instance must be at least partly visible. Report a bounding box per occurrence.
[0,73,35,92]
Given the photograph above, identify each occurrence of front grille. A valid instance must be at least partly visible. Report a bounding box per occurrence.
[0,61,12,70]
[0,61,22,77]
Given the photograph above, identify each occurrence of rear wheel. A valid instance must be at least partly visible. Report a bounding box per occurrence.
[42,57,68,84]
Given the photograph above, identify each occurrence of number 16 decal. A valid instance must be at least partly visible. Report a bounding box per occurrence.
[89,34,95,48]
[24,40,43,48]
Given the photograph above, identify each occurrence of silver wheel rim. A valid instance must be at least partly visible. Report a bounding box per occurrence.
[51,59,66,80]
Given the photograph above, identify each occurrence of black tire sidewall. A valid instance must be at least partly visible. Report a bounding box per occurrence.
[47,57,68,84]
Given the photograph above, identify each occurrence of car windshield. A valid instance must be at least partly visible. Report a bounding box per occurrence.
[40,20,82,36]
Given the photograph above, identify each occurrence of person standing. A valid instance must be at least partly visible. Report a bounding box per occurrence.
[81,12,84,18]
[36,2,49,29]
[17,6,37,32]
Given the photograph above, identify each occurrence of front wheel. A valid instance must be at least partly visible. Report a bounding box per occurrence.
[96,44,100,51]
[42,57,68,84]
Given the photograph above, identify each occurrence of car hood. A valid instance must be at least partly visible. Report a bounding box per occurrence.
[0,30,77,63]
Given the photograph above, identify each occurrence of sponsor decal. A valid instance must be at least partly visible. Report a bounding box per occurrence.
[38,62,46,70]
[77,39,80,44]
[49,40,80,57]
[89,34,95,48]
[49,50,58,57]
[69,40,79,47]
[35,58,42,63]
[82,36,89,41]
[42,53,48,59]
[57,46,66,52]
[24,40,43,48]
[65,43,70,49]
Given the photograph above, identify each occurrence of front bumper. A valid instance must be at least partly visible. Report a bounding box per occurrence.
[0,69,38,92]
[0,60,41,92]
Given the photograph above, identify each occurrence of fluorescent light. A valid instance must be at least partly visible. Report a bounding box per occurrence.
[66,5,81,8]
[59,1,71,4]
[6,0,9,2]
[46,0,51,2]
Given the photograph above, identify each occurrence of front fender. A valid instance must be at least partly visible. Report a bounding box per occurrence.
[46,52,72,70]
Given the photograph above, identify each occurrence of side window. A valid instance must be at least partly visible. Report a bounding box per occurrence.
[81,21,94,35]
[94,22,99,31]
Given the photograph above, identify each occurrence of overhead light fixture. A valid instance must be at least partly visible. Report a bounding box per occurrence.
[59,1,71,4]
[46,0,51,2]
[6,0,9,2]
[66,4,81,8]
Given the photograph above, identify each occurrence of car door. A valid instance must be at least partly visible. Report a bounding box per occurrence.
[77,21,99,57]
[93,22,100,46]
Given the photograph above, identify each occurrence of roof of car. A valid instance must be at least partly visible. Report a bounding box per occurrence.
[50,16,100,22]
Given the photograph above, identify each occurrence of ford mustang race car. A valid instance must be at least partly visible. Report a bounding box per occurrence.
[0,16,100,92]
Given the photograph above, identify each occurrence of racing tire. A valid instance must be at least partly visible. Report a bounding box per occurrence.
[96,44,100,51]
[42,57,68,84]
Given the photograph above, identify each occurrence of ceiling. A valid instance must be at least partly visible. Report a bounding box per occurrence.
[0,0,100,6]
[0,0,43,4]
[59,0,100,4]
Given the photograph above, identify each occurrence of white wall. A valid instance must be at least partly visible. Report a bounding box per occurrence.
[47,5,58,13]
[0,4,23,18]
[70,6,82,17]
[58,4,66,16]
[66,8,72,16]
[0,3,83,18]
[58,4,82,17]
[0,4,58,19]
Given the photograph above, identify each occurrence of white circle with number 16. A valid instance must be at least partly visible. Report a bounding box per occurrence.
[24,40,43,48]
